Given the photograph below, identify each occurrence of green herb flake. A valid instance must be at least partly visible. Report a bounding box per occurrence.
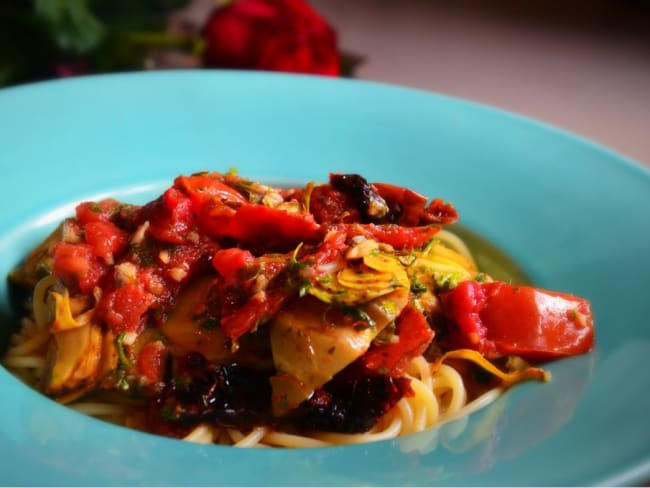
[410,281,428,294]
[159,404,179,422]
[116,333,131,369]
[341,305,376,328]
[89,202,102,213]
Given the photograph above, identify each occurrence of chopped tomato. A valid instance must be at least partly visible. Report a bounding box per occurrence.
[441,281,594,361]
[52,242,106,293]
[306,228,347,267]
[141,188,195,244]
[99,282,156,333]
[362,305,435,374]
[138,341,167,383]
[75,199,122,224]
[83,221,128,263]
[212,248,255,282]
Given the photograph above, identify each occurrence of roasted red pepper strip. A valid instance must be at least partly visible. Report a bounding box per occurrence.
[372,182,429,226]
[203,204,322,249]
[422,198,458,225]
[347,223,441,249]
[362,305,435,374]
[138,341,167,383]
[220,289,290,343]
[175,173,247,210]
[441,281,594,361]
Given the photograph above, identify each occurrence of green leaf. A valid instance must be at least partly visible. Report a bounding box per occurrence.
[35,0,105,54]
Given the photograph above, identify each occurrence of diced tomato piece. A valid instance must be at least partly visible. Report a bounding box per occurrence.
[52,242,106,293]
[362,305,435,374]
[84,221,128,263]
[138,341,167,383]
[143,188,195,244]
[212,248,255,282]
[75,199,122,224]
[99,282,156,333]
[441,281,594,361]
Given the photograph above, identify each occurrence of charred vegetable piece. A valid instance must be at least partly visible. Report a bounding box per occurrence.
[154,354,271,429]
[361,304,435,375]
[330,173,389,223]
[292,367,412,433]
[160,276,232,362]
[269,288,409,416]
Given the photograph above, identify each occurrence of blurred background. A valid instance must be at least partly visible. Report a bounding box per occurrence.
[2,0,649,165]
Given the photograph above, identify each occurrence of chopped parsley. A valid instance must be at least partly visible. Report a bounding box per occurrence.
[116,332,131,369]
[340,305,376,329]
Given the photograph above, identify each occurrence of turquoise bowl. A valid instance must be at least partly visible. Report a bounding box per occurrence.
[0,72,648,485]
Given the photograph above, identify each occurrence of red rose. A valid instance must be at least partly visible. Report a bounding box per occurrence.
[202,0,340,76]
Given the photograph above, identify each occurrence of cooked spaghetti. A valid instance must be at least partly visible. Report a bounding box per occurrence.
[3,171,594,447]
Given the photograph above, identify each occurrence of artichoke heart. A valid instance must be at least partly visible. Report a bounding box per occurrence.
[408,242,478,290]
[420,242,477,273]
[46,322,104,400]
[308,251,410,306]
[270,288,409,416]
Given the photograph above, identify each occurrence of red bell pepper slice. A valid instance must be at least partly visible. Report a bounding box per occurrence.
[441,281,594,361]
[422,198,458,225]
[203,204,322,249]
[347,223,440,249]
[372,183,429,226]
[362,305,435,374]
[219,289,290,342]
[138,341,167,383]
[175,174,247,211]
